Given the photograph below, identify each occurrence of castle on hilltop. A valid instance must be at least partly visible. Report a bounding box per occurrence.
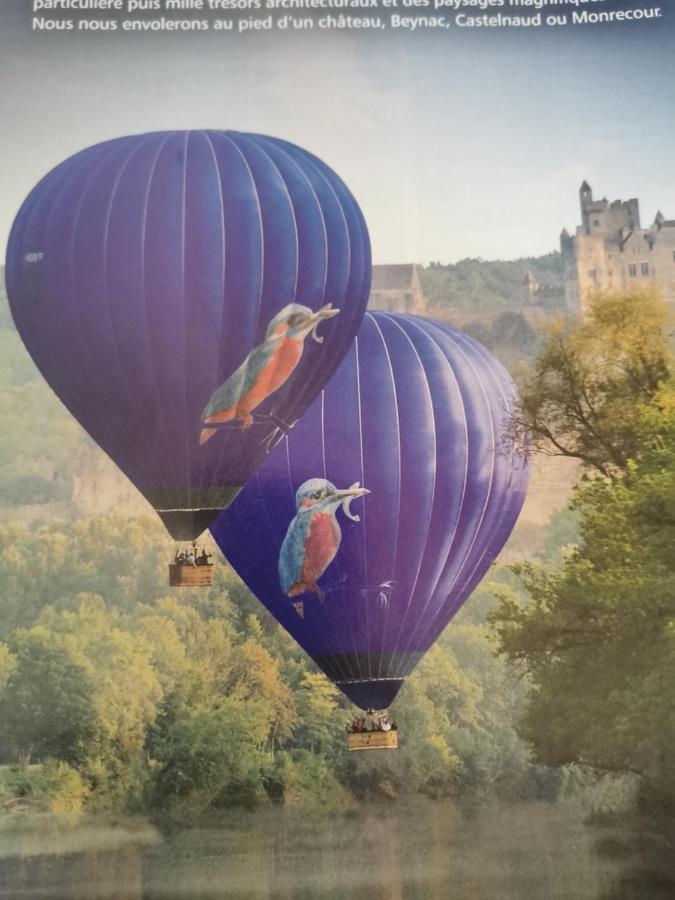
[561,181,675,312]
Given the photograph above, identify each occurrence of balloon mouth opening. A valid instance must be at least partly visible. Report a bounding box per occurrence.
[148,487,243,541]
[336,679,405,712]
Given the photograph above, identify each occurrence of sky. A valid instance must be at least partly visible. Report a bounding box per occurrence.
[1,0,675,265]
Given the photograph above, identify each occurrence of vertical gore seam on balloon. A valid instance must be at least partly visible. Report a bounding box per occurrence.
[426,330,525,637]
[410,319,497,650]
[101,136,172,496]
[276,147,352,432]
[392,315,469,656]
[237,135,300,431]
[195,131,227,496]
[68,143,130,457]
[257,137,329,306]
[364,313,403,680]
[378,313,437,667]
[318,386,358,687]
[140,134,182,495]
[206,132,265,497]
[354,334,370,683]
[253,137,332,443]
[180,133,191,507]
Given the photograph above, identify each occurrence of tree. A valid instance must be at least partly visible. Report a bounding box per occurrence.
[492,291,675,807]
[511,287,671,477]
[149,698,270,813]
[0,628,98,767]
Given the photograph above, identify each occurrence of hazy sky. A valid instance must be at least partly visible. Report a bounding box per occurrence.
[2,1,674,264]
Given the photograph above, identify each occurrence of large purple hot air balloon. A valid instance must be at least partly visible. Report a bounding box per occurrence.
[210,312,529,710]
[5,131,370,539]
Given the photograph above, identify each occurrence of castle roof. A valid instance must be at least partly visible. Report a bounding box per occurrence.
[580,180,592,192]
[370,264,419,291]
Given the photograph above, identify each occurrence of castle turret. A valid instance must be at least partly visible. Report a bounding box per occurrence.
[580,180,592,205]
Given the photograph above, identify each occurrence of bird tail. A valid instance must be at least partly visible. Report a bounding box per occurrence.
[199,427,217,445]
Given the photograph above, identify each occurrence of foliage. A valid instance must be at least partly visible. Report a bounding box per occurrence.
[511,287,672,476]
[492,290,675,810]
[0,629,98,768]
[29,760,90,813]
[0,509,552,813]
[462,311,540,365]
[0,281,83,507]
[149,699,270,814]
[420,253,564,311]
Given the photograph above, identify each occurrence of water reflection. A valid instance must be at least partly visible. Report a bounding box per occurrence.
[0,801,672,899]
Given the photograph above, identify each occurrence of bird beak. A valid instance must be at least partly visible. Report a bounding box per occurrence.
[333,484,370,501]
[332,482,369,522]
[308,304,340,343]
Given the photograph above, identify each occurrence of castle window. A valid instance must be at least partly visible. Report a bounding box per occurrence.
[672,251,675,262]
[593,219,600,227]
[641,262,649,276]
[608,270,613,278]
[628,263,637,277]
[588,270,597,281]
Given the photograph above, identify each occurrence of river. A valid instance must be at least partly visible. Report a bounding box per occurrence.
[0,800,673,898]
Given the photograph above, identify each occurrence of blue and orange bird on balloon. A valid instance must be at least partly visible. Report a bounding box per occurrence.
[199,303,339,444]
[279,478,369,613]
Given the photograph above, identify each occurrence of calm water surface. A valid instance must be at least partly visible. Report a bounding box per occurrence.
[0,801,673,899]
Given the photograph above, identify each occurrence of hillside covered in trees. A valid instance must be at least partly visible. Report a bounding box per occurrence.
[2,270,673,822]
[419,253,564,311]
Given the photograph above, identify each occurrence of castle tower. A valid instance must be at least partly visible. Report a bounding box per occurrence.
[579,180,593,232]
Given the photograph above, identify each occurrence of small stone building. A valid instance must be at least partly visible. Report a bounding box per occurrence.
[368,264,426,314]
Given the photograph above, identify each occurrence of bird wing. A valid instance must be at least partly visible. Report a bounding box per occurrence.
[201,340,278,419]
[279,511,311,595]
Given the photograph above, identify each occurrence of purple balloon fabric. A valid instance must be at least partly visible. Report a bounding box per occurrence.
[210,312,530,710]
[5,131,371,539]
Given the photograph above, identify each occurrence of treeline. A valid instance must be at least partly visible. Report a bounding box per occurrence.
[491,287,675,813]
[0,514,564,817]
[0,271,83,507]
[419,253,564,311]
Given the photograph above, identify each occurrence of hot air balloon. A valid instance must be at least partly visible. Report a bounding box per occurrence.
[210,312,530,734]
[5,131,371,564]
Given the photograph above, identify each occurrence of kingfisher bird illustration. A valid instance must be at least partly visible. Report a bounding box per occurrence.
[199,303,339,444]
[279,478,369,604]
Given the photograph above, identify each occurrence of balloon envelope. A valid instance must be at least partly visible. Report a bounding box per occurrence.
[5,130,370,539]
[211,312,530,709]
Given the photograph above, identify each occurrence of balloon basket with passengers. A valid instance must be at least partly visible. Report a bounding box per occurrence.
[346,710,398,751]
[168,543,215,587]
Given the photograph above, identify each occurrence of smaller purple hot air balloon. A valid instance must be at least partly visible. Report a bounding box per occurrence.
[5,131,371,543]
[211,312,530,713]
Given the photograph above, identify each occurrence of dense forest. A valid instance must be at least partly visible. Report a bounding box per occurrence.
[419,253,564,311]
[1,271,673,820]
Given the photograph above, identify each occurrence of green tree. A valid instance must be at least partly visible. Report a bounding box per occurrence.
[492,291,675,808]
[511,287,671,476]
[0,628,98,767]
[149,698,270,813]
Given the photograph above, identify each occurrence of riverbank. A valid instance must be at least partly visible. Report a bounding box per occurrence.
[1,800,674,899]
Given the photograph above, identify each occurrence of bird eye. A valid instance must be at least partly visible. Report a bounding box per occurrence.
[288,314,304,327]
[312,490,322,499]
